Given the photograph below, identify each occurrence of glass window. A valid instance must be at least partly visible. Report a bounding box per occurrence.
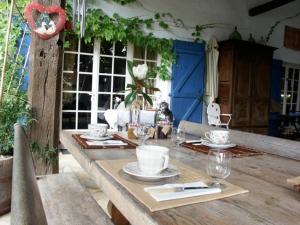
[281,65,300,114]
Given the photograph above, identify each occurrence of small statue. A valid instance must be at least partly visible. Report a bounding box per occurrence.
[156,101,173,123]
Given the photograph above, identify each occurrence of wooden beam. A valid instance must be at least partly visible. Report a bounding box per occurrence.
[249,0,295,16]
[28,0,64,175]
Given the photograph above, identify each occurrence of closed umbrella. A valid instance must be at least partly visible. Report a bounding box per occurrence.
[204,36,219,104]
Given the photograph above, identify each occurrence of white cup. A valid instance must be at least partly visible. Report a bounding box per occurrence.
[88,123,108,137]
[205,130,229,144]
[136,145,169,176]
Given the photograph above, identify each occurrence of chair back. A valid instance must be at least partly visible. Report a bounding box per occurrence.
[11,124,48,225]
[207,103,221,126]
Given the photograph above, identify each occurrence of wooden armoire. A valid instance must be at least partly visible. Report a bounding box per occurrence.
[218,40,276,134]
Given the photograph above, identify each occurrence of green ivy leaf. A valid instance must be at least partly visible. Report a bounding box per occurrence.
[142,93,153,106]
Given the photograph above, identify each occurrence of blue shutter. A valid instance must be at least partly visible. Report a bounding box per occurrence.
[171,40,205,127]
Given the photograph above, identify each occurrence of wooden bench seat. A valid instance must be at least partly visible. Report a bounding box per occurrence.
[11,124,113,225]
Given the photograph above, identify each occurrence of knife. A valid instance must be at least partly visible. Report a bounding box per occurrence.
[148,186,210,193]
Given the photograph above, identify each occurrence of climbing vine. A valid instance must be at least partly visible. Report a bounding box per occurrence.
[65,1,218,80]
[66,7,175,80]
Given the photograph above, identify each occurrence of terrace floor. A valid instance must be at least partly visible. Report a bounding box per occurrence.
[0,151,110,225]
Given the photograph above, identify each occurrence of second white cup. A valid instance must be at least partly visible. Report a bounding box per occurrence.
[205,130,229,145]
[136,145,169,176]
[88,123,108,137]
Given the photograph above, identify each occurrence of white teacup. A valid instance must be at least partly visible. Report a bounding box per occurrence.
[136,145,169,176]
[88,123,108,137]
[205,130,229,145]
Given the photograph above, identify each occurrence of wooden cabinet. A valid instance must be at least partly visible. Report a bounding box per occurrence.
[218,40,276,134]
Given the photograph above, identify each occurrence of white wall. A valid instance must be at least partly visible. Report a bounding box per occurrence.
[88,0,300,64]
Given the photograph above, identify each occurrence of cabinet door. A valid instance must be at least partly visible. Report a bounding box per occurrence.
[232,51,252,127]
[251,53,272,127]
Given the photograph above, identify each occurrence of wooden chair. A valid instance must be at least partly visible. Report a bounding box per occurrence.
[207,102,232,129]
[11,123,113,225]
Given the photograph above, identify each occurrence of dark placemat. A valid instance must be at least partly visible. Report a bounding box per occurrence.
[181,142,264,158]
[72,134,137,149]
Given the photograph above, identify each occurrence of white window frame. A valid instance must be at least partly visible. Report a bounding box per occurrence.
[281,63,300,115]
[60,40,160,130]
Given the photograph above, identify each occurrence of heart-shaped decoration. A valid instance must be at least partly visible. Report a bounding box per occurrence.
[24,2,66,40]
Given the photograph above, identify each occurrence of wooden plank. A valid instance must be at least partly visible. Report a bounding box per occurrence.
[38,173,113,225]
[249,0,295,16]
[27,0,64,175]
[60,130,300,225]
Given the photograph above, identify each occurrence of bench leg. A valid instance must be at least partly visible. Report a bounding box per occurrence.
[108,201,130,225]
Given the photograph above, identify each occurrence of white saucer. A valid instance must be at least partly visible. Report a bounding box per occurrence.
[80,134,113,141]
[122,162,180,182]
[202,141,236,149]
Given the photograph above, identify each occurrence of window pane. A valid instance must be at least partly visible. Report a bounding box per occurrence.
[62,93,76,110]
[62,112,76,129]
[134,46,145,59]
[294,80,298,92]
[79,55,93,72]
[291,104,296,112]
[79,74,92,91]
[63,73,77,91]
[65,36,78,52]
[100,57,112,74]
[280,78,285,91]
[288,68,294,79]
[146,49,157,60]
[295,69,299,80]
[78,113,91,129]
[97,112,109,124]
[63,53,77,71]
[288,80,292,91]
[292,93,298,104]
[114,58,126,75]
[100,41,113,55]
[98,94,111,110]
[99,76,111,92]
[133,60,144,66]
[147,61,157,69]
[113,77,125,92]
[81,39,94,53]
[112,95,124,109]
[78,93,91,110]
[115,42,127,57]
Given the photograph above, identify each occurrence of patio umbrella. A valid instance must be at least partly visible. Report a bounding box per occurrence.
[204,36,219,104]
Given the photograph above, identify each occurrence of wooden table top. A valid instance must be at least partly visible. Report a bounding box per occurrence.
[60,131,300,225]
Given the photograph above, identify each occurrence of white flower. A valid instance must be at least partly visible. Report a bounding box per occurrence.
[133,64,148,80]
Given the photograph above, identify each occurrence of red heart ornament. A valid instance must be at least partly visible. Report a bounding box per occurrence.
[24,2,66,40]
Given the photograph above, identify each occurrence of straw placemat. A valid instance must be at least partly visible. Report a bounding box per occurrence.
[181,142,264,157]
[72,134,137,149]
[96,159,248,212]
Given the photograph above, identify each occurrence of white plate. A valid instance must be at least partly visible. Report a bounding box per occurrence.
[122,162,180,182]
[80,134,113,141]
[202,141,236,149]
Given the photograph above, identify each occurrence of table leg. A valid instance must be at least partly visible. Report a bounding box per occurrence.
[108,201,130,225]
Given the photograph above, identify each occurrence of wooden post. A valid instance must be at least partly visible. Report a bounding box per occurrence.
[28,0,64,175]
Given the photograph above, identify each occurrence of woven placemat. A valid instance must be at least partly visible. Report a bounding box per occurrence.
[96,159,248,212]
[181,142,264,157]
[72,134,137,149]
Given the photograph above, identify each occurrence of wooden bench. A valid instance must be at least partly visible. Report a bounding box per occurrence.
[11,124,114,225]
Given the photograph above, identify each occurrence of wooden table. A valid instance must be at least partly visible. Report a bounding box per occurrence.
[60,131,300,225]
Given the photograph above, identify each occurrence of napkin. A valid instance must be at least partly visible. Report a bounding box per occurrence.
[144,181,221,202]
[185,139,205,144]
[86,140,128,146]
